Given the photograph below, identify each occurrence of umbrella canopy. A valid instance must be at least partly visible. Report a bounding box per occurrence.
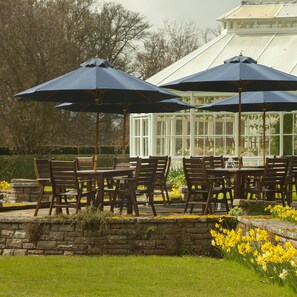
[199,91,297,112]
[55,99,195,113]
[15,58,179,159]
[161,55,297,92]
[199,91,297,163]
[15,58,178,104]
[55,99,195,152]
[161,54,297,167]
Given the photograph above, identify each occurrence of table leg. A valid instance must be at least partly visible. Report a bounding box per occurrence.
[233,172,243,199]
[95,175,104,210]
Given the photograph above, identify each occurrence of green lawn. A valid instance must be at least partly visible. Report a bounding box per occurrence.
[0,256,295,297]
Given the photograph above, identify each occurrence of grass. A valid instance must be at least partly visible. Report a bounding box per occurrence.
[0,256,296,297]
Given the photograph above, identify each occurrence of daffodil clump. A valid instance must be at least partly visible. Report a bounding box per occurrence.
[211,220,297,292]
[266,204,297,225]
[0,180,11,190]
[170,187,181,199]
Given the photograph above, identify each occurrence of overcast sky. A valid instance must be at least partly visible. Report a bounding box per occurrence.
[101,0,241,28]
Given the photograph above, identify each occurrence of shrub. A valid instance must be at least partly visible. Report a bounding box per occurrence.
[167,166,186,188]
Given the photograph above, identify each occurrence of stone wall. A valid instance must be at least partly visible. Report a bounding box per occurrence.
[0,216,230,256]
[3,179,40,203]
[237,217,297,248]
[2,215,295,256]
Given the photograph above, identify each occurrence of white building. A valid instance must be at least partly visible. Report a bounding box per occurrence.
[130,0,297,165]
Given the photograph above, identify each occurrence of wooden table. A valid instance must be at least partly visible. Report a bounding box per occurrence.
[207,167,264,199]
[77,168,134,210]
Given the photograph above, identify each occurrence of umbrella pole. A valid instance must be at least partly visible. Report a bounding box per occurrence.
[263,110,266,165]
[94,112,99,170]
[122,111,127,155]
[238,88,242,169]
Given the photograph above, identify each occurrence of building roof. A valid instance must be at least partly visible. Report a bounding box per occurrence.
[147,1,297,89]
[220,4,297,20]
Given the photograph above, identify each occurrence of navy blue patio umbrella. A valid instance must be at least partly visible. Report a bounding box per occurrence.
[199,91,297,162]
[161,54,297,166]
[55,99,195,152]
[15,58,179,157]
[15,58,178,104]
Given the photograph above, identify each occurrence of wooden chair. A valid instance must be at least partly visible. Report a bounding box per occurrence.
[149,156,171,204]
[33,158,52,216]
[213,156,224,168]
[243,157,288,205]
[196,155,233,206]
[114,158,157,216]
[284,157,294,206]
[105,156,139,211]
[75,156,95,170]
[183,157,229,215]
[113,156,139,170]
[291,156,297,200]
[49,160,96,215]
[75,156,97,194]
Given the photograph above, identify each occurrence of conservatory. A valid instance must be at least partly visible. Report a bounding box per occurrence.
[130,0,297,165]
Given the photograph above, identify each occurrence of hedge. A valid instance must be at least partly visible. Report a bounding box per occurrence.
[0,146,129,155]
[0,154,125,182]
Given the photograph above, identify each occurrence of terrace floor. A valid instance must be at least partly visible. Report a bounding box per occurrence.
[0,202,227,217]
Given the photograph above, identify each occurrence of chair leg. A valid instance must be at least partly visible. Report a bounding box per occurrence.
[149,193,157,216]
[223,191,229,213]
[34,186,44,216]
[286,183,292,206]
[163,183,171,205]
[183,191,190,213]
[49,194,55,215]
[159,185,166,205]
[75,195,81,213]
[128,182,139,216]
[204,191,213,215]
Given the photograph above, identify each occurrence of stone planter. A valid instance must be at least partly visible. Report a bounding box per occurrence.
[7,179,40,203]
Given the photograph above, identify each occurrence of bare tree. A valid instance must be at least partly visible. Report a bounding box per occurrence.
[134,21,221,80]
[0,0,150,152]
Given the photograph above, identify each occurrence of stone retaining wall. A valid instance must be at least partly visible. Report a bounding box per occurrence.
[1,216,296,256]
[237,217,297,248]
[0,216,230,256]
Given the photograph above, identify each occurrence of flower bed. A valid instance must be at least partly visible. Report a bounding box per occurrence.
[267,205,297,225]
[211,218,297,292]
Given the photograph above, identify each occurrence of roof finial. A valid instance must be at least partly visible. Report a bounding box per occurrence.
[239,50,243,56]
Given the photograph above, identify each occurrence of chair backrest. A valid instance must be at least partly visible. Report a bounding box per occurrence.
[135,158,157,188]
[213,156,224,168]
[34,158,51,180]
[75,156,95,170]
[50,160,78,192]
[202,156,214,169]
[183,157,207,189]
[113,156,139,169]
[263,157,288,184]
[149,156,170,180]
[291,156,297,178]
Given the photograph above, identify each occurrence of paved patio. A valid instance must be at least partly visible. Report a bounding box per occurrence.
[0,202,228,217]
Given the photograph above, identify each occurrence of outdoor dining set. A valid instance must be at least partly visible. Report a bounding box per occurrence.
[33,155,171,217]
[33,154,297,217]
[183,155,297,215]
